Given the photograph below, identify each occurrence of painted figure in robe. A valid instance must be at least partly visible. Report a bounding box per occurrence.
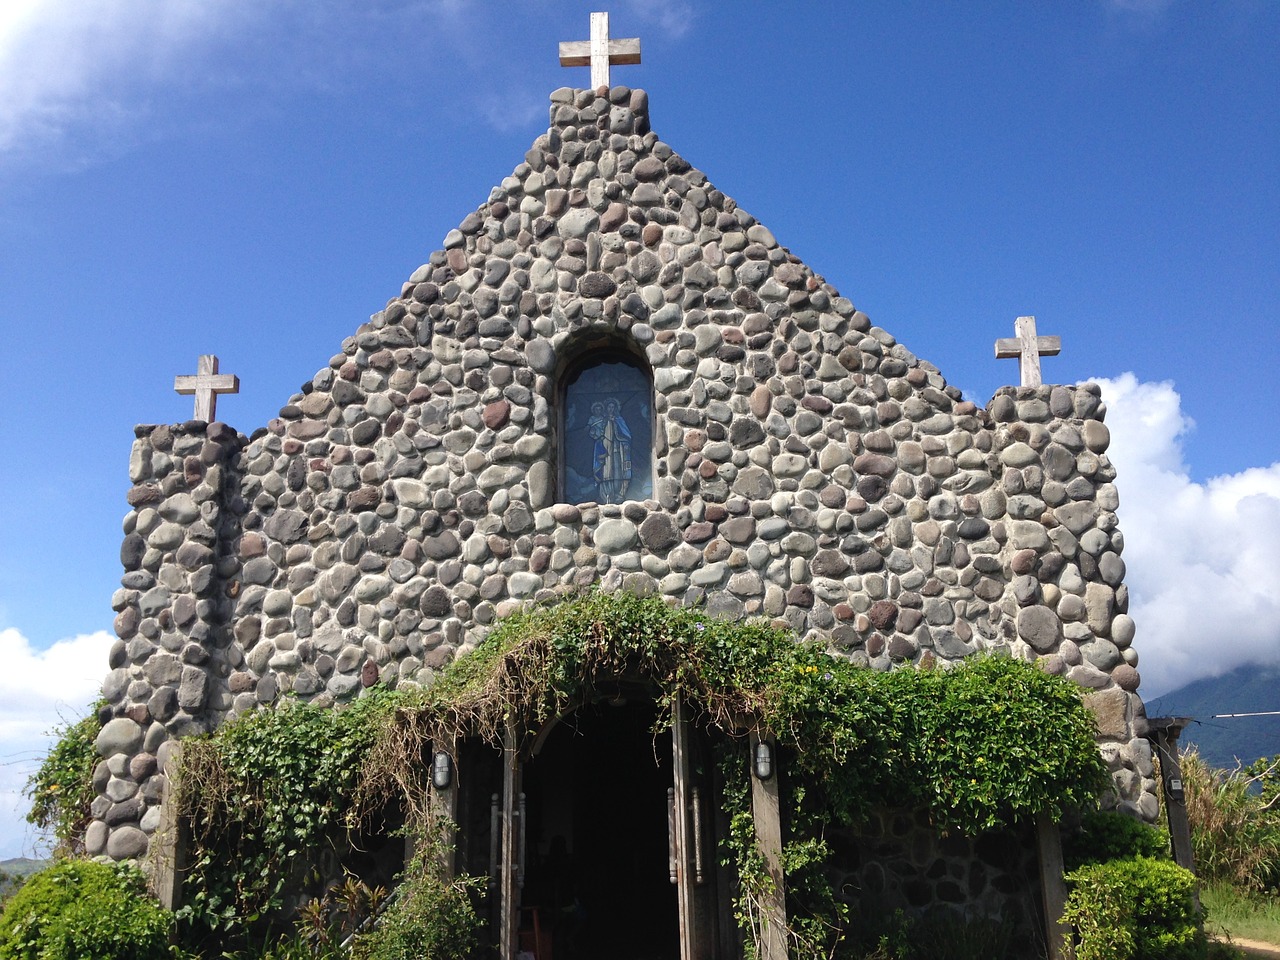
[589,399,632,503]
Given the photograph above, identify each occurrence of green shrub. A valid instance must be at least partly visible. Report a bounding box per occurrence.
[177,688,405,938]
[0,872,18,908]
[1063,856,1204,960]
[1064,809,1170,870]
[352,850,480,960]
[0,859,172,960]
[25,705,103,854]
[834,906,1017,960]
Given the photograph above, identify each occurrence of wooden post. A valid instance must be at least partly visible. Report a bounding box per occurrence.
[425,739,459,878]
[499,724,520,960]
[749,734,789,960]
[672,698,697,960]
[1036,812,1070,960]
[1147,718,1197,874]
[150,744,188,911]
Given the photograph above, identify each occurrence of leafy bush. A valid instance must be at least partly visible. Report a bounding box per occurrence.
[177,688,405,940]
[351,849,480,960]
[1182,748,1280,894]
[25,704,103,854]
[377,591,1108,836]
[0,859,172,960]
[173,591,1109,959]
[0,872,15,909]
[1063,856,1204,960]
[1064,809,1170,870]
[834,906,1017,960]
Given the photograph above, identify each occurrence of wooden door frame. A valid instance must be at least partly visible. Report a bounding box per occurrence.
[482,695,789,960]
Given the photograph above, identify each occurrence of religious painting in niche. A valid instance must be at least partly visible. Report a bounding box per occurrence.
[563,360,653,505]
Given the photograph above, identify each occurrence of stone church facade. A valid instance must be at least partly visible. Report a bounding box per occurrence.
[90,84,1155,950]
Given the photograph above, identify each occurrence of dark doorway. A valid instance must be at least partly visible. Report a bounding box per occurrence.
[522,698,680,960]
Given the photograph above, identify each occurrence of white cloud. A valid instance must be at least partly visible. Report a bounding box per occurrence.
[0,628,113,859]
[0,0,486,170]
[625,0,696,40]
[1092,374,1280,698]
[0,0,262,163]
[478,90,546,135]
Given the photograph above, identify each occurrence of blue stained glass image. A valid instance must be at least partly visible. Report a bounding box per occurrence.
[563,361,652,505]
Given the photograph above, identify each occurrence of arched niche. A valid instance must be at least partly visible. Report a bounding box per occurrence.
[558,347,654,505]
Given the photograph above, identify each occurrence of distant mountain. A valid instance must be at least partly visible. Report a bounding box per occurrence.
[0,858,47,900]
[1146,663,1280,770]
[0,858,46,877]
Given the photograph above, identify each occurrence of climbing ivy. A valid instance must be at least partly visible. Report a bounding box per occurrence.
[178,589,1109,956]
[177,688,406,943]
[25,701,104,854]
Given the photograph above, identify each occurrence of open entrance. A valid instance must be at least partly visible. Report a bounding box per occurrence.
[451,692,746,959]
[522,698,680,960]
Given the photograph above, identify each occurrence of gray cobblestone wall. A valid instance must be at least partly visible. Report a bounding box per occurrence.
[90,86,1155,863]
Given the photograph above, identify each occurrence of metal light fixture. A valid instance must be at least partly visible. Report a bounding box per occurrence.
[753,739,774,781]
[432,751,453,790]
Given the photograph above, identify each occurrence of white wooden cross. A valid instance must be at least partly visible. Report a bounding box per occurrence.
[558,11,641,90]
[174,354,239,422]
[995,316,1061,388]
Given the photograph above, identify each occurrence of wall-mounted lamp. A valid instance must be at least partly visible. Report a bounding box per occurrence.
[753,739,774,781]
[432,751,453,790]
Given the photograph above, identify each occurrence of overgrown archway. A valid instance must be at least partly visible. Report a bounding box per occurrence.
[175,590,1110,959]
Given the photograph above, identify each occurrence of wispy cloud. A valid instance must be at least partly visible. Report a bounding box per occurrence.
[1093,374,1280,698]
[625,0,697,40]
[0,0,263,165]
[0,627,113,858]
[0,0,485,172]
[478,90,546,134]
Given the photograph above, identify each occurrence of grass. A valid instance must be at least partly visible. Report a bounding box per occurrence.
[1205,882,1280,946]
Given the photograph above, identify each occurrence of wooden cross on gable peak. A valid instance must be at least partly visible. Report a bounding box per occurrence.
[174,354,239,422]
[995,316,1062,388]
[559,11,641,90]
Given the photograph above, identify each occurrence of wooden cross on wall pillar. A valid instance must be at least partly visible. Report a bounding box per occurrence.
[995,316,1061,388]
[174,354,239,422]
[559,11,641,90]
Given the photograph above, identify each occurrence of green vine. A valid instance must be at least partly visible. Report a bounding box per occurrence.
[176,688,406,942]
[177,590,1109,956]
[25,701,104,854]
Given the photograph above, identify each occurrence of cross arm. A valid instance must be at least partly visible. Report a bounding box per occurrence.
[173,373,239,394]
[557,38,641,67]
[994,336,1061,359]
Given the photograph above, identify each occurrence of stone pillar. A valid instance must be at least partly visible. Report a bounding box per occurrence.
[89,421,245,861]
[988,384,1157,819]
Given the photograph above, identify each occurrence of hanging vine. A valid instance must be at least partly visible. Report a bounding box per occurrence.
[176,589,1109,956]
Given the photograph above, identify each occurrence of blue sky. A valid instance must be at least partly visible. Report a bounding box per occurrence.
[0,1,1277,857]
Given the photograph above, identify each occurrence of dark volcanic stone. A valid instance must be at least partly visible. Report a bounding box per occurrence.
[264,509,308,544]
[868,601,898,630]
[638,513,679,551]
[120,533,146,570]
[579,272,617,298]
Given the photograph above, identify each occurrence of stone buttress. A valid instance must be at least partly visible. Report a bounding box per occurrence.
[89,87,1155,862]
